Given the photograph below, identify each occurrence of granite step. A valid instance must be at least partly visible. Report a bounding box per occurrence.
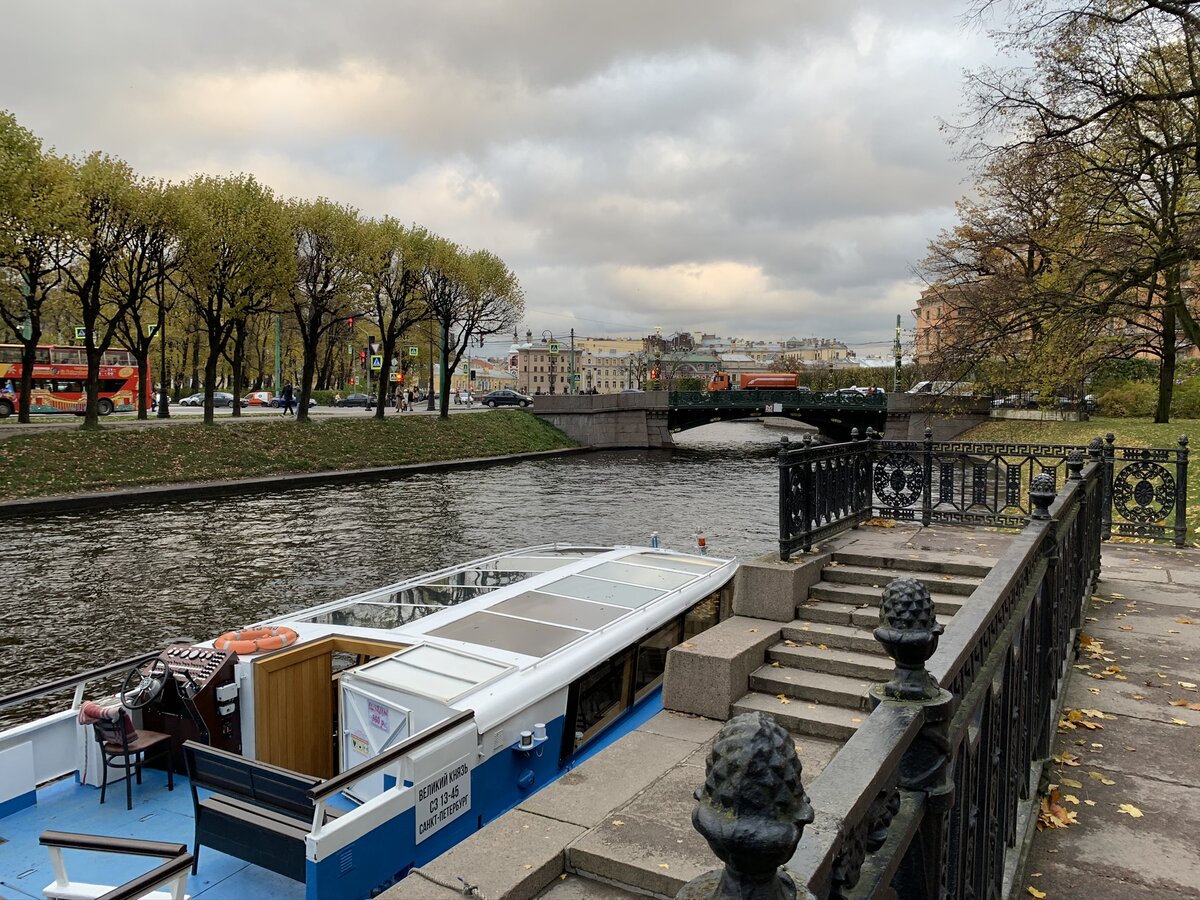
[767,642,893,681]
[806,580,967,616]
[820,563,981,596]
[796,599,954,631]
[831,550,994,579]
[748,665,875,710]
[732,690,865,741]
[781,620,879,654]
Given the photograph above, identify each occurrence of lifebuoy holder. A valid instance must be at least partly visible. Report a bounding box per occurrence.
[214,626,300,655]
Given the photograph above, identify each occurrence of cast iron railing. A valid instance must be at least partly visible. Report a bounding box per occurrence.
[685,458,1104,899]
[779,429,1189,559]
[670,389,888,411]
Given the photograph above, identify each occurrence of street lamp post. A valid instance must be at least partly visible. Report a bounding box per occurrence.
[542,330,556,395]
[156,301,169,418]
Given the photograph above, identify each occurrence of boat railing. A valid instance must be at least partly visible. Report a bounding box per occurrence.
[40,830,193,900]
[308,707,476,827]
[0,643,191,712]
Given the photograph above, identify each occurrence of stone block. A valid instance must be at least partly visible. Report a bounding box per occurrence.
[379,809,584,900]
[661,616,781,720]
[733,551,829,620]
[519,730,698,828]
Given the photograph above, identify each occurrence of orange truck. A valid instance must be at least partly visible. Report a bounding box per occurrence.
[706,371,800,391]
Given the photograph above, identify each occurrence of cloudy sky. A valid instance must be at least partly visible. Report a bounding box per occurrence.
[3,1,1000,352]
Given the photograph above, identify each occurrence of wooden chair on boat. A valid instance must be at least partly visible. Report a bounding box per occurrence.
[90,716,174,811]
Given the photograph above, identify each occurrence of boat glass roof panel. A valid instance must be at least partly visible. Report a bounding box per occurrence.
[628,553,727,574]
[428,611,585,657]
[356,645,510,702]
[581,561,696,590]
[303,602,440,629]
[488,592,628,630]
[538,575,663,608]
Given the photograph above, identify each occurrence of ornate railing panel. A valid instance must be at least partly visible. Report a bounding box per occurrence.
[778,431,1188,558]
[779,434,873,559]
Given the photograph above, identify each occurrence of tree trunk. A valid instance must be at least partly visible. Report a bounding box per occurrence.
[1155,282,1178,424]
[297,313,321,424]
[203,333,223,425]
[231,321,247,419]
[18,322,40,424]
[135,350,150,419]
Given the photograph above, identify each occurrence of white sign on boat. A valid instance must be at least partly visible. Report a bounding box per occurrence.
[414,753,472,842]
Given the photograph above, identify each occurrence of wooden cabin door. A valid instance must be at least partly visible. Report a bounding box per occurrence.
[254,637,409,778]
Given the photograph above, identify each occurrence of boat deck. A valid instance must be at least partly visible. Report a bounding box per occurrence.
[0,770,304,900]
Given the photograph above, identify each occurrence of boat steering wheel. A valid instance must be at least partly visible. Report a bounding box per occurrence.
[120,657,172,711]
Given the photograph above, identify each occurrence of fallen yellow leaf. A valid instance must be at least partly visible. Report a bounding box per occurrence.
[1027,888,1047,899]
[1117,803,1144,818]
[1170,718,1189,726]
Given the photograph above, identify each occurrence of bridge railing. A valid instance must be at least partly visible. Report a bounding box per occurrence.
[688,464,1103,898]
[778,429,1189,559]
[791,463,1101,898]
[670,389,888,410]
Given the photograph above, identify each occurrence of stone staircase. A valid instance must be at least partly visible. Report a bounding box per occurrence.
[732,550,990,740]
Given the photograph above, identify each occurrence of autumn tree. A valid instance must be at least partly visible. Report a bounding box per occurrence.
[107,178,179,419]
[359,218,432,419]
[289,199,365,422]
[422,239,523,419]
[0,112,75,422]
[58,153,147,427]
[173,175,292,424]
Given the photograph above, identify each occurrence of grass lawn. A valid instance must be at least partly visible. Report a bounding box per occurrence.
[963,416,1198,542]
[0,411,577,501]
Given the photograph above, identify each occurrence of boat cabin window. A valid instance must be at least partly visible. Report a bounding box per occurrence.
[633,619,682,701]
[562,587,724,760]
[572,651,634,749]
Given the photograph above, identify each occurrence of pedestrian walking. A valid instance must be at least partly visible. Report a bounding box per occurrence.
[281,382,295,416]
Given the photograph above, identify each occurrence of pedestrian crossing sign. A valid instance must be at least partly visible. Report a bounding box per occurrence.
[370,355,383,371]
[74,326,87,340]
[408,346,419,356]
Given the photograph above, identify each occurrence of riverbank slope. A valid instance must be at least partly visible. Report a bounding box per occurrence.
[0,411,577,502]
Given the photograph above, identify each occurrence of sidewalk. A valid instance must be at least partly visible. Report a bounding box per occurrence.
[1018,544,1200,900]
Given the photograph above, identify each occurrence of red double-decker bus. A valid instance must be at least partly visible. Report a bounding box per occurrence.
[0,344,150,418]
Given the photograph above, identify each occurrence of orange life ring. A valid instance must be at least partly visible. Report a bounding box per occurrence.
[214,626,299,655]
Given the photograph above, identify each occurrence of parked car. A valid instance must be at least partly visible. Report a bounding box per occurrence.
[335,393,376,407]
[269,395,316,408]
[481,389,533,408]
[242,391,273,407]
[180,392,236,408]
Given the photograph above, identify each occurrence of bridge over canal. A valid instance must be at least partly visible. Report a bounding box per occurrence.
[532,390,990,448]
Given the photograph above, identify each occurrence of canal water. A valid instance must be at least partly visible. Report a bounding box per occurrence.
[1,420,795,714]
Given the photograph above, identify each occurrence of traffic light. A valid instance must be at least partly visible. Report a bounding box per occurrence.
[347,316,354,329]
[650,368,659,380]
[360,350,367,363]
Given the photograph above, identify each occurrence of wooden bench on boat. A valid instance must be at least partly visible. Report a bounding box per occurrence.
[182,740,342,882]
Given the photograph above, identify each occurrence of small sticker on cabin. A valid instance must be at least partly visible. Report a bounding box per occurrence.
[369,701,389,731]
[350,733,369,756]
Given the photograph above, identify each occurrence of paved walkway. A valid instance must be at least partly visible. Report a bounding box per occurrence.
[1019,544,1200,900]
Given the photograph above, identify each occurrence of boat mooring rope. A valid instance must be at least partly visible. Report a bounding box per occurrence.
[407,868,493,900]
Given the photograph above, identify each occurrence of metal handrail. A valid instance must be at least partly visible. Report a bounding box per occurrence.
[309,708,475,802]
[0,646,183,712]
[40,831,193,900]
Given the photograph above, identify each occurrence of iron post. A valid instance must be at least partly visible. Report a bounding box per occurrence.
[1176,435,1189,547]
[156,301,169,418]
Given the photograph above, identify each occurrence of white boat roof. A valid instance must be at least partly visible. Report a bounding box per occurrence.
[269,545,734,706]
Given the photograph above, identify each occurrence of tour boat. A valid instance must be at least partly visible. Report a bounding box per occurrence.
[0,543,736,900]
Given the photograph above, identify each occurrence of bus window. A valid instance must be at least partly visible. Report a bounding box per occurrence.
[0,347,20,363]
[569,651,632,752]
[633,620,682,702]
[102,350,132,366]
[34,348,50,364]
[51,347,84,366]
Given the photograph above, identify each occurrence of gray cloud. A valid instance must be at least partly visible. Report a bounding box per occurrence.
[2,0,993,345]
